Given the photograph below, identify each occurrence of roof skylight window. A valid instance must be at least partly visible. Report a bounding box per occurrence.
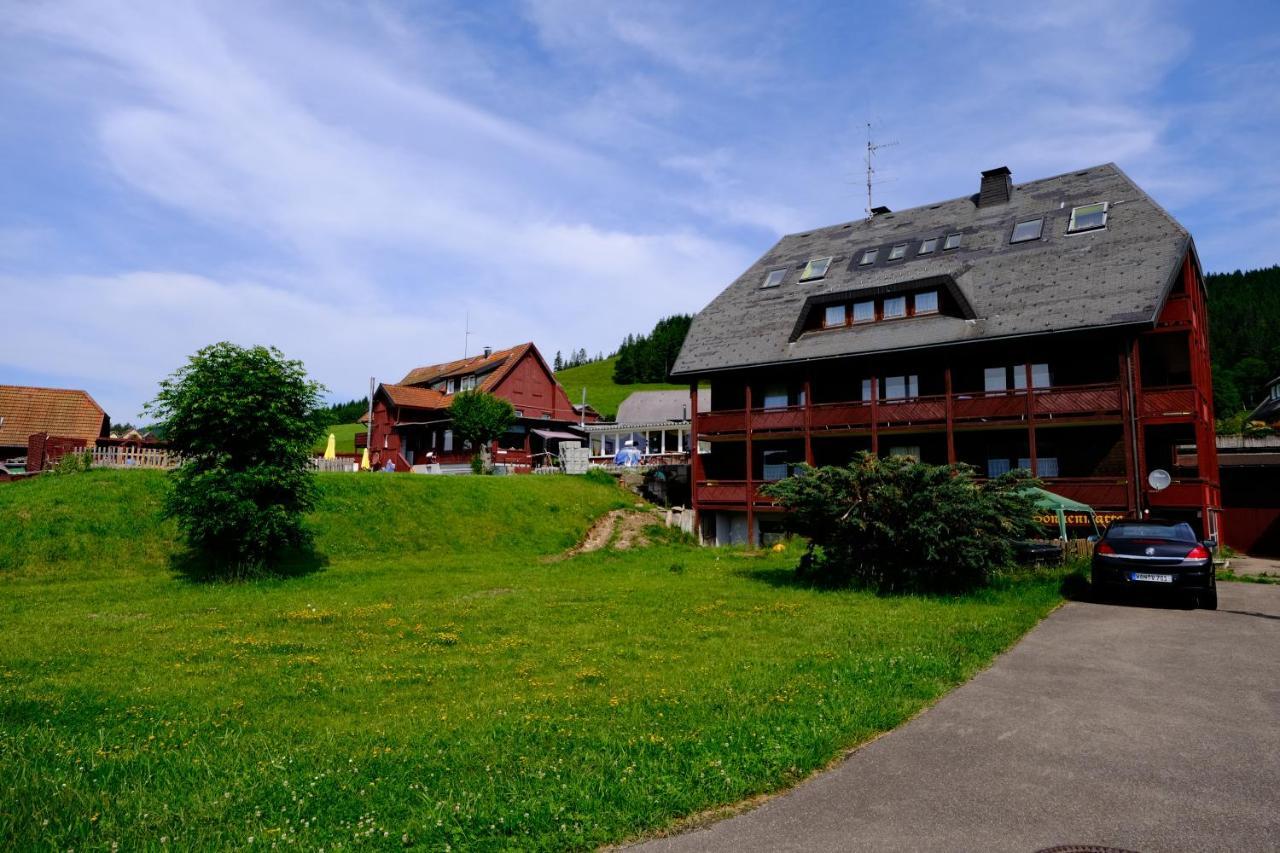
[1010,218,1044,244]
[858,248,878,266]
[1068,202,1108,233]
[888,243,907,261]
[943,233,962,250]
[799,257,832,281]
[761,268,787,288]
[918,237,938,255]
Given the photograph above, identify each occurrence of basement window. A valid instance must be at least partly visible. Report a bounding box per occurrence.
[888,243,907,261]
[799,257,832,281]
[858,248,878,266]
[1010,217,1044,243]
[943,233,962,250]
[1068,202,1108,232]
[918,237,938,254]
[761,268,787,288]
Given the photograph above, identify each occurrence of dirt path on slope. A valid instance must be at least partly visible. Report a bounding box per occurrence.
[552,508,658,560]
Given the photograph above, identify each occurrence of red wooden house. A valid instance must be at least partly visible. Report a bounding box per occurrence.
[365,343,596,471]
[673,163,1221,546]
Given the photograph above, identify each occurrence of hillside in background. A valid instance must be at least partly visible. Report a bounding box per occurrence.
[1206,265,1280,418]
[555,356,686,420]
[312,422,363,454]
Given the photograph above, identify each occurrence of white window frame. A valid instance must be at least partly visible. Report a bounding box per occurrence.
[888,243,907,261]
[1068,202,1108,233]
[799,257,832,282]
[918,237,938,255]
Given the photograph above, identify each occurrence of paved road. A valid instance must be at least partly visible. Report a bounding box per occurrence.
[634,583,1280,853]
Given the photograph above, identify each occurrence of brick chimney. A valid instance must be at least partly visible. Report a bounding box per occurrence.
[978,166,1012,207]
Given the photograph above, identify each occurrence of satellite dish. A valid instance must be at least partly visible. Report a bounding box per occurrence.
[1147,469,1171,491]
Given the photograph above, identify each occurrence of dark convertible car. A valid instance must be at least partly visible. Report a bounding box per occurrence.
[1091,519,1217,609]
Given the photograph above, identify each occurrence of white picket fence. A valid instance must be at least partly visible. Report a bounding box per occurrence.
[88,446,179,469]
[310,457,359,472]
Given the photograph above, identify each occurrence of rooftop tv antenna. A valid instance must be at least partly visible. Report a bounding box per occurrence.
[865,121,897,218]
[463,310,472,358]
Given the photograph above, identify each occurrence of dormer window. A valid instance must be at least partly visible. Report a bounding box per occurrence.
[1010,218,1043,244]
[858,249,878,266]
[882,296,907,319]
[461,375,477,391]
[1068,202,1108,232]
[914,291,938,314]
[853,300,875,323]
[799,257,832,282]
[761,268,787,288]
[824,304,847,328]
[918,237,938,255]
[943,233,961,250]
[888,243,907,261]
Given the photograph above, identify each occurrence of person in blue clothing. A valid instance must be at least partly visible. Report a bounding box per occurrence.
[614,439,642,467]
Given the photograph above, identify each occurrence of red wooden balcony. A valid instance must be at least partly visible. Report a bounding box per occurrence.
[811,400,872,429]
[695,480,776,506]
[751,405,806,432]
[1140,386,1196,420]
[697,382,1128,438]
[1146,479,1209,507]
[1041,477,1130,509]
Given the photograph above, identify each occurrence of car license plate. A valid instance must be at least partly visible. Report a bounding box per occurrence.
[1130,572,1173,583]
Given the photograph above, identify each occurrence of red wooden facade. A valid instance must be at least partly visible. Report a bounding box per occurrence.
[690,254,1222,544]
[367,343,594,471]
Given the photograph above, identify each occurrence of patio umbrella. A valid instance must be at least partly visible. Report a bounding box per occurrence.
[1026,486,1099,540]
[323,433,336,460]
[360,447,371,470]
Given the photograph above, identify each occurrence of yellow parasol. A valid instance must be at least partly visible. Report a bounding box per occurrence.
[360,447,371,470]
[323,433,337,460]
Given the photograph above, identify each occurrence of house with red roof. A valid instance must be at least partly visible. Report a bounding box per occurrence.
[0,385,110,458]
[366,343,596,471]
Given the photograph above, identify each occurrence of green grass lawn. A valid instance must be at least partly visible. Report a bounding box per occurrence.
[0,471,1063,850]
[555,357,687,420]
[312,422,364,455]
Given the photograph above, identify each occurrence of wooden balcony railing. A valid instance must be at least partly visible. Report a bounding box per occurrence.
[697,382,1130,436]
[696,476,1140,511]
[1140,386,1196,419]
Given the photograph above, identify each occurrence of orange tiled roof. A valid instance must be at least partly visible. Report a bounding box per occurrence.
[399,343,532,393]
[0,385,109,447]
[380,384,450,410]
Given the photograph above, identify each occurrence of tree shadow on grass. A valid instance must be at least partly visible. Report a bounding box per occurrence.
[169,543,329,584]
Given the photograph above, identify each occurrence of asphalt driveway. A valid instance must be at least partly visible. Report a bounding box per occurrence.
[633,583,1280,853]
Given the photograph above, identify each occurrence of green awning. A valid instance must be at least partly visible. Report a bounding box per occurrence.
[1026,487,1095,513]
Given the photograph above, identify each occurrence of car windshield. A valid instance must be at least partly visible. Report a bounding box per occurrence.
[1106,522,1197,542]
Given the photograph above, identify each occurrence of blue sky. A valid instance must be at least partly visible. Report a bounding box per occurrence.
[2,0,1278,421]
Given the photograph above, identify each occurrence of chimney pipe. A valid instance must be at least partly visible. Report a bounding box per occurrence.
[978,166,1012,207]
[483,345,492,358]
[870,205,891,216]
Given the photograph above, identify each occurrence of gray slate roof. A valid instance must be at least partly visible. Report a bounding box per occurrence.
[614,389,710,425]
[672,163,1191,377]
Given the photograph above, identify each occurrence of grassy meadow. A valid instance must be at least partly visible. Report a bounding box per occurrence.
[0,470,1063,850]
[313,422,364,455]
[554,357,686,420]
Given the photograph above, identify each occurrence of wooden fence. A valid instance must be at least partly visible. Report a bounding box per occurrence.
[88,446,179,469]
[310,457,359,472]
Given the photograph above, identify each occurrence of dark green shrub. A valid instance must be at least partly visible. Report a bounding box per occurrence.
[761,453,1040,593]
[51,450,93,475]
[146,343,324,575]
[449,390,516,472]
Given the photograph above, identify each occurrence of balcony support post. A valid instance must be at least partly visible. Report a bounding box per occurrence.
[745,383,755,547]
[944,367,956,465]
[1132,339,1148,489]
[1118,344,1140,515]
[689,384,701,514]
[1025,362,1038,476]
[803,377,814,466]
[870,374,879,457]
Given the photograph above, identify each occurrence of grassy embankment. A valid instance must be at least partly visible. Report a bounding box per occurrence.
[0,470,1063,850]
[555,356,686,420]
